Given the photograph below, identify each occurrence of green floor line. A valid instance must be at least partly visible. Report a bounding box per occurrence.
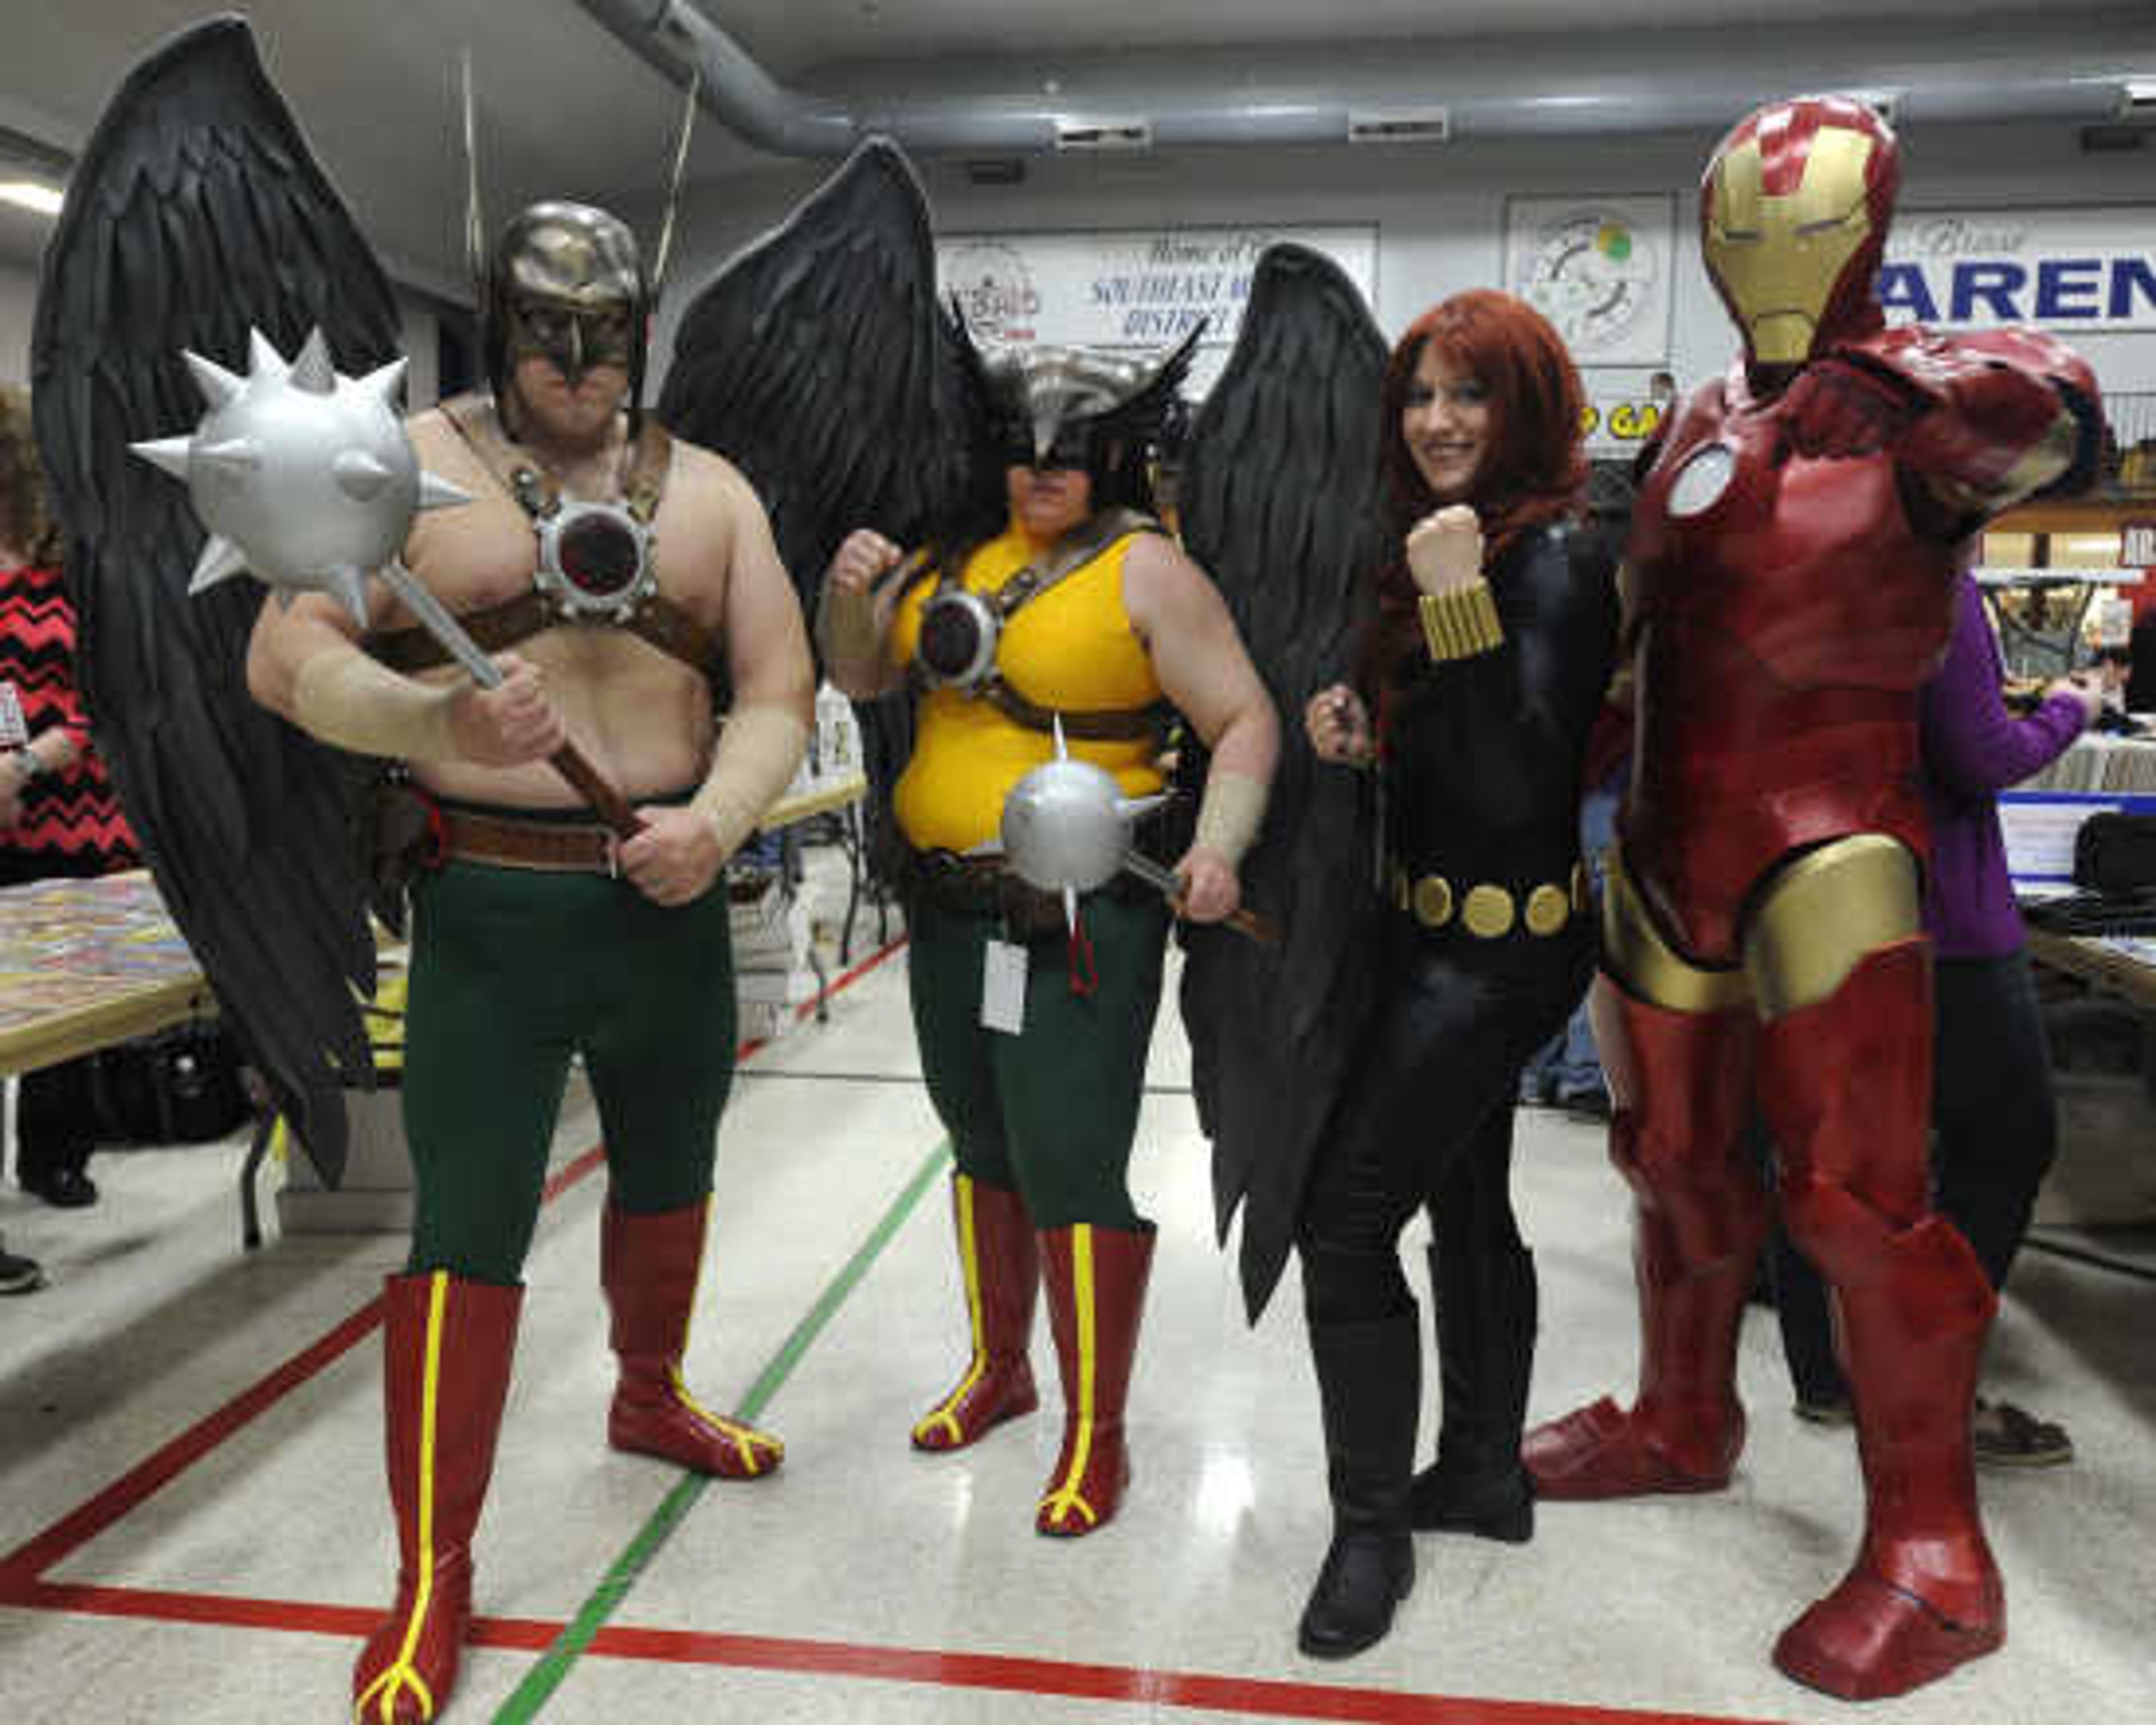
[493,1138,954,1723]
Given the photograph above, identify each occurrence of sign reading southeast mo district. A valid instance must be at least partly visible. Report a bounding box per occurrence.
[936,226,1378,396]
[1880,208,2156,333]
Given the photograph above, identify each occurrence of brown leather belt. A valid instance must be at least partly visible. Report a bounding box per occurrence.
[902,848,1152,937]
[437,807,618,875]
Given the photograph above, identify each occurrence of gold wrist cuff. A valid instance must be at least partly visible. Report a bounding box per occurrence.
[1417,579,1504,662]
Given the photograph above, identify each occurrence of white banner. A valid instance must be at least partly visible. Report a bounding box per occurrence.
[1880,207,2156,333]
[1504,195,1676,369]
[935,225,1377,396]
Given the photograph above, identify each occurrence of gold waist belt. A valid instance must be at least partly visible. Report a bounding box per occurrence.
[1385,860,1589,938]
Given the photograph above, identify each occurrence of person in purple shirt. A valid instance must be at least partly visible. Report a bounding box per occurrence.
[1770,569,2102,1466]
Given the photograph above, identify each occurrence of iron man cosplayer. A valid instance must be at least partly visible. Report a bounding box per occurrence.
[1520,95,2100,1700]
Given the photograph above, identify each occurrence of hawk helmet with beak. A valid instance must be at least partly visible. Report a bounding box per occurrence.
[488,200,650,429]
[979,329,1202,509]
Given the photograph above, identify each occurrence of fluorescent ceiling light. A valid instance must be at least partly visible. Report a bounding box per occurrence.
[0,180,63,216]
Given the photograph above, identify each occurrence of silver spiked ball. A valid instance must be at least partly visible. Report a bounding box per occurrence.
[1001,754,1136,895]
[131,326,469,624]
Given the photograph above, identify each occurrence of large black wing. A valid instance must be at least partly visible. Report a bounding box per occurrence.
[659,136,993,875]
[32,17,396,1185]
[1177,244,1390,1322]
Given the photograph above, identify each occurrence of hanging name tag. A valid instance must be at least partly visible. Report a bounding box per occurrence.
[980,938,1028,1035]
[0,682,25,747]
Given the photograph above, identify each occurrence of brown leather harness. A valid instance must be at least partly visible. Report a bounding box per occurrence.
[906,507,1169,742]
[367,395,719,677]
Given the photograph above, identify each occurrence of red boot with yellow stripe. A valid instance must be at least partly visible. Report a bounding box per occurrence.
[352,1272,520,1725]
[1036,1222,1153,1537]
[602,1198,784,1478]
[912,1174,1040,1452]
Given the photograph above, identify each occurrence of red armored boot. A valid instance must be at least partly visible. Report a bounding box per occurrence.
[352,1272,520,1725]
[1760,939,2004,1698]
[602,1198,784,1478]
[1035,1222,1153,1536]
[1524,981,1765,1496]
[912,1174,1040,1451]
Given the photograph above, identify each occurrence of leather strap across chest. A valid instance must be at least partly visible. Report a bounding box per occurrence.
[367,396,718,677]
[911,508,1167,741]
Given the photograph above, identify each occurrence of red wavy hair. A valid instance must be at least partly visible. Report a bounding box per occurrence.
[1367,290,1587,686]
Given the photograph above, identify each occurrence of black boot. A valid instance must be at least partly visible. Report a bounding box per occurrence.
[1410,1237,1536,1541]
[1298,1309,1419,1659]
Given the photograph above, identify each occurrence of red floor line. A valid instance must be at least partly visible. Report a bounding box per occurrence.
[2,1578,1782,1725]
[0,933,910,1594]
[0,1299,385,1590]
[577,1626,1784,1725]
[736,933,910,1061]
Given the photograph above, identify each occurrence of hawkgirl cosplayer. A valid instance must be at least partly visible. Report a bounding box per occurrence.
[816,335,1280,1537]
[1520,96,2102,1700]
[36,22,815,1723]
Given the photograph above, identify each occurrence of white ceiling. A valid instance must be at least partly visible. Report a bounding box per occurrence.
[2,1,2149,290]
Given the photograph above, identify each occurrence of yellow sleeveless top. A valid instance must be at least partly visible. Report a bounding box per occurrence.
[890,522,1166,854]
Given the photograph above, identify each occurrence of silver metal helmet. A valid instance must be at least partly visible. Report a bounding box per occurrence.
[486,200,649,407]
[975,326,1202,505]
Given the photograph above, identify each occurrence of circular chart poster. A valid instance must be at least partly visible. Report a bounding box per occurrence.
[1505,195,1674,367]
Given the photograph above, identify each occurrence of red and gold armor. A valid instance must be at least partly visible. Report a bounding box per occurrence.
[1524,95,2100,1702]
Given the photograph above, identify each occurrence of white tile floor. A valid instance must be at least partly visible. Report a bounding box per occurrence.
[3,902,2152,1724]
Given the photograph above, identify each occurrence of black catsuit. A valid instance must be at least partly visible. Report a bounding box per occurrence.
[1299,522,1618,1335]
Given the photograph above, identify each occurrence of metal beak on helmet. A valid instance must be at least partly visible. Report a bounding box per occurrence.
[564,317,587,385]
[1031,407,1063,468]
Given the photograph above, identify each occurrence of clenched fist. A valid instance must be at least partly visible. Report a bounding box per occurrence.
[449,654,567,767]
[826,528,905,595]
[1406,504,1485,596]
[1305,683,1376,767]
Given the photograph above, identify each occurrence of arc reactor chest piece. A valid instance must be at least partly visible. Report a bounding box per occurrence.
[515,470,659,624]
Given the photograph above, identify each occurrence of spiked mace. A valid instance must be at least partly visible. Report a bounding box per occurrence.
[134,327,642,834]
[997,719,1276,944]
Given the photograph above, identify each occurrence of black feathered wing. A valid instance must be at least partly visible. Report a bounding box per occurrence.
[1176,244,1390,1322]
[657,138,995,878]
[32,17,397,1185]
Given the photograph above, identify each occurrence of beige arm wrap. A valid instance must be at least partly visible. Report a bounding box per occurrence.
[290,646,460,762]
[1191,768,1268,869]
[691,704,811,859]
[815,582,885,668]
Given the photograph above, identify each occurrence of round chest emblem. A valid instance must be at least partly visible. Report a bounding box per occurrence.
[1667,442,1737,518]
[558,512,642,597]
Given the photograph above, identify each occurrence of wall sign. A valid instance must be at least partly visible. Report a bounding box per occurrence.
[1879,207,2156,333]
[936,225,1378,397]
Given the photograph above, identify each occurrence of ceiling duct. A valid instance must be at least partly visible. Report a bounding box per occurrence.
[0,124,71,181]
[575,0,2156,161]
[1056,118,1153,152]
[1347,109,1452,145]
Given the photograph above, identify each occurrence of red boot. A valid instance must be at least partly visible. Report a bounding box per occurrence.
[1035,1224,1153,1536]
[1775,1219,2003,1698]
[1758,939,2004,1698]
[352,1272,520,1725]
[602,1199,783,1478]
[912,1175,1039,1451]
[1524,982,1764,1498]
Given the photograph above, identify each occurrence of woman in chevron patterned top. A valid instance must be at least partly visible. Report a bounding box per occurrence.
[0,384,139,1216]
